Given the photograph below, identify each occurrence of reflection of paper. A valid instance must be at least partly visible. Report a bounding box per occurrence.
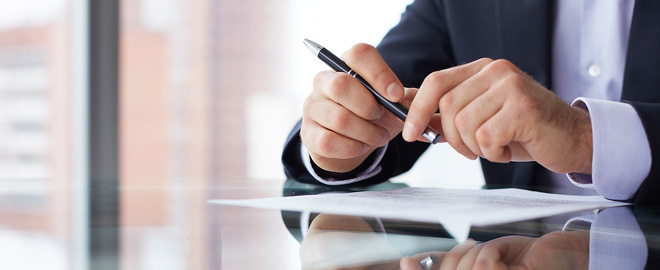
[209,187,629,241]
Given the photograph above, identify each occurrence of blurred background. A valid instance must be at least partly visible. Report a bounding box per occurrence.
[0,0,483,269]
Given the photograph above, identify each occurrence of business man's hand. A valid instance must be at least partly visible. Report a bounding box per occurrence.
[480,232,589,270]
[301,43,409,173]
[399,232,588,270]
[402,58,593,174]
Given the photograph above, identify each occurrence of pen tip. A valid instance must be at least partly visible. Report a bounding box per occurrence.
[303,39,322,55]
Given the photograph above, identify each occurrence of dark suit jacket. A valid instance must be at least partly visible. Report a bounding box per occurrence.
[283,0,660,204]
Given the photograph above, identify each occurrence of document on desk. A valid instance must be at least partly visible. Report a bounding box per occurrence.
[209,187,628,241]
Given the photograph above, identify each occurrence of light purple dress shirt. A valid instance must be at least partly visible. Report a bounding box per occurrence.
[565,207,647,270]
[302,0,652,201]
[553,0,651,200]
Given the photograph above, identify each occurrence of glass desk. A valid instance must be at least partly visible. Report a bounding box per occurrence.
[1,178,659,269]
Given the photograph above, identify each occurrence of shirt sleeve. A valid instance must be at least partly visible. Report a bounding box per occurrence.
[567,98,652,201]
[568,207,647,270]
[300,143,388,186]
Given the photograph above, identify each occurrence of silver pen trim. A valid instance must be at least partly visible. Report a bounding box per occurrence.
[303,39,323,55]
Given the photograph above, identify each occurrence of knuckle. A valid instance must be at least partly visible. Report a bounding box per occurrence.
[487,59,515,73]
[454,110,470,131]
[369,127,389,146]
[439,91,455,111]
[326,74,351,100]
[475,127,492,150]
[492,58,514,68]
[312,71,325,87]
[315,132,336,155]
[302,96,314,115]
[364,102,382,121]
[502,74,526,90]
[344,43,376,63]
[409,101,427,118]
[476,127,508,163]
[350,142,368,157]
[476,57,495,64]
[372,68,390,89]
[299,119,311,140]
[330,109,352,132]
[426,70,447,86]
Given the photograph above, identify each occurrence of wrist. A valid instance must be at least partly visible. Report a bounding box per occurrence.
[310,147,377,173]
[572,106,593,174]
[310,149,380,179]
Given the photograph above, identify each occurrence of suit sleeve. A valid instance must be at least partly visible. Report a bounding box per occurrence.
[627,102,660,205]
[617,0,660,205]
[632,207,660,268]
[282,0,457,185]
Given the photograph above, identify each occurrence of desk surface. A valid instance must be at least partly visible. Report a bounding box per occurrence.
[1,178,658,269]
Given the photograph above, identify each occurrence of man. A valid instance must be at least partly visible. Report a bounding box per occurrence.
[282,0,660,204]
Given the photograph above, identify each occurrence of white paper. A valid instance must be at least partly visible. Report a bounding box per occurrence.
[209,187,629,241]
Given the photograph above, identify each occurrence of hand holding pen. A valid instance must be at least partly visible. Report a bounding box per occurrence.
[304,39,441,144]
[300,40,440,173]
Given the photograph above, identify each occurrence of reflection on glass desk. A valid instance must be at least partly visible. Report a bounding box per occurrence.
[281,180,657,270]
[1,178,659,269]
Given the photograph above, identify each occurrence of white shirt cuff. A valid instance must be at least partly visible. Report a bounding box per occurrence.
[587,207,647,270]
[300,142,387,186]
[563,208,647,270]
[568,98,652,201]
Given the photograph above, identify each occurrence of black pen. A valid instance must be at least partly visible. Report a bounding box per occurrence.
[303,39,441,144]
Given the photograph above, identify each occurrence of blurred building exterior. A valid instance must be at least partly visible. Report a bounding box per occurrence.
[0,0,419,269]
[120,0,287,269]
[0,10,73,269]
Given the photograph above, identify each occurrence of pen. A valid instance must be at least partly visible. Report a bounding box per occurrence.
[303,39,441,144]
[419,254,439,270]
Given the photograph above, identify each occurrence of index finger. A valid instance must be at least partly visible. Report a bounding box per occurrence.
[403,58,493,142]
[342,43,405,102]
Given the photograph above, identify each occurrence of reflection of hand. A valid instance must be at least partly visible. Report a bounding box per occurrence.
[400,231,589,270]
[300,214,402,269]
[301,43,409,173]
[402,58,593,174]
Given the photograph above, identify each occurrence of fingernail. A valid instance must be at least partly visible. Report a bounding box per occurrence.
[387,83,403,100]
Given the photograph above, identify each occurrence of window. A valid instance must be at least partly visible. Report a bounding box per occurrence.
[118,0,416,268]
[0,0,75,269]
